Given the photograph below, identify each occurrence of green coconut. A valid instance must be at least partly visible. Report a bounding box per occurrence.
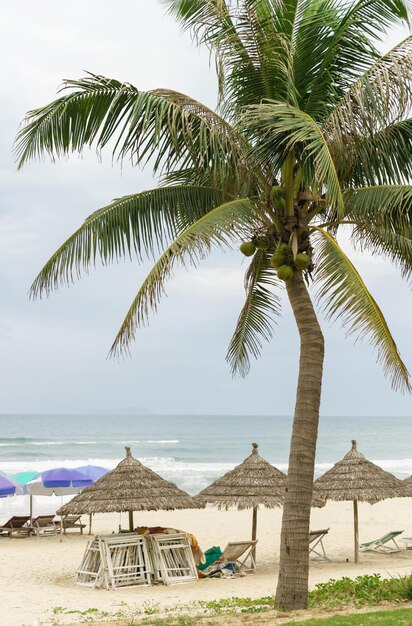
[271,185,283,198]
[270,252,285,269]
[279,243,291,254]
[294,252,311,270]
[277,243,293,264]
[274,196,286,211]
[277,264,294,281]
[240,241,256,257]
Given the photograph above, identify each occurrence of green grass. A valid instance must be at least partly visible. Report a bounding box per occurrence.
[115,607,412,625]
[284,607,412,625]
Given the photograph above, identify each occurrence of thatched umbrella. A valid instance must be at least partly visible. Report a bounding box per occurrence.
[404,475,412,487]
[57,447,202,531]
[198,442,301,562]
[314,440,407,562]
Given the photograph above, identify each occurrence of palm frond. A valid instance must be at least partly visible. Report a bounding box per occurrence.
[353,225,412,283]
[298,0,410,120]
[344,184,412,233]
[221,0,297,109]
[29,185,231,298]
[164,1,296,114]
[109,197,260,355]
[343,184,412,280]
[15,73,252,189]
[323,36,412,179]
[313,227,410,392]
[346,119,412,186]
[242,102,344,214]
[226,250,282,376]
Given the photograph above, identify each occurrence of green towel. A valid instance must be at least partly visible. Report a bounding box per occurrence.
[197,545,223,571]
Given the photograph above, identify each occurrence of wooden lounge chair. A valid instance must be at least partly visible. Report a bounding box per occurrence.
[360,530,404,553]
[309,528,330,561]
[30,515,58,537]
[0,515,31,538]
[222,540,258,572]
[61,515,86,534]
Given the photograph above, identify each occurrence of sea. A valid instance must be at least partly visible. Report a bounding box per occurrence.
[0,413,411,515]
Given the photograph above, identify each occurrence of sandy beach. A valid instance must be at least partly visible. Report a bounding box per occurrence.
[2,498,412,626]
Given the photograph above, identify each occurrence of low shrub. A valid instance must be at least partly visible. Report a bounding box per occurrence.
[309,573,412,608]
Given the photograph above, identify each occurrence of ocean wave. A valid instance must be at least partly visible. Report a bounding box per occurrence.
[122,440,181,445]
[0,439,180,447]
[0,457,235,475]
[1,456,411,473]
[146,440,180,444]
[0,437,58,446]
[0,456,411,496]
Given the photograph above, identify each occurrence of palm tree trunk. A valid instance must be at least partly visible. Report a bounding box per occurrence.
[275,273,324,610]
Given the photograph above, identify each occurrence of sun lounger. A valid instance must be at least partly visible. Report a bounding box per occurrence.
[60,515,86,534]
[30,515,58,537]
[0,515,31,538]
[309,528,330,561]
[221,540,258,572]
[360,530,404,553]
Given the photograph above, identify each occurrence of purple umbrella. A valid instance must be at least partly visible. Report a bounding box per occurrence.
[74,465,108,485]
[0,472,25,497]
[41,467,92,489]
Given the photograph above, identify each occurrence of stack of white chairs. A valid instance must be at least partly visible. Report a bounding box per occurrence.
[75,532,197,589]
[76,534,151,589]
[147,532,198,585]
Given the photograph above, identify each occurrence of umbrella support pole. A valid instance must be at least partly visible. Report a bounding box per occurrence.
[88,513,93,535]
[251,506,258,564]
[128,510,134,532]
[353,499,359,563]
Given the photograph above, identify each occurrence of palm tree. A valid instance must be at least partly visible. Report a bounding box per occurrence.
[15,0,411,610]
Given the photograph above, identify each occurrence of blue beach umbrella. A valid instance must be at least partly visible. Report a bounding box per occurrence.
[26,468,92,509]
[41,467,93,489]
[0,472,25,497]
[74,465,108,485]
[26,468,92,534]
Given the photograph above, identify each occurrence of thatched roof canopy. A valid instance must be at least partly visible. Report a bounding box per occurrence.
[403,475,412,496]
[314,440,406,503]
[57,447,202,516]
[197,443,287,509]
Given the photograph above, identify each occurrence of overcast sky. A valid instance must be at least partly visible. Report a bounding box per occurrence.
[0,1,411,416]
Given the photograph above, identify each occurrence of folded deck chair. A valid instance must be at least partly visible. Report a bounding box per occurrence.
[0,515,31,538]
[309,528,330,561]
[61,515,86,534]
[222,540,258,572]
[360,530,404,553]
[30,515,58,537]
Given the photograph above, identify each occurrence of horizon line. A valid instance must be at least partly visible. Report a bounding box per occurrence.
[0,412,410,419]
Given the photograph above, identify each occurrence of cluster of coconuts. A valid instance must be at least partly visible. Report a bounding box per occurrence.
[269,243,310,280]
[239,240,311,281]
[270,185,286,211]
[239,186,312,281]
